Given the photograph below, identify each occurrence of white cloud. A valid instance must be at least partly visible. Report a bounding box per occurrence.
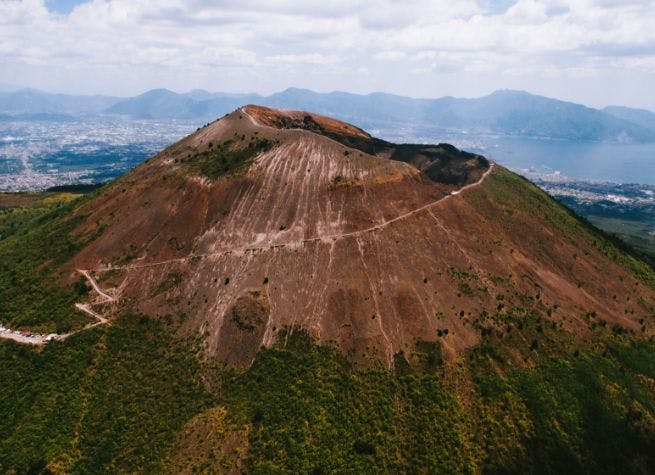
[0,0,654,107]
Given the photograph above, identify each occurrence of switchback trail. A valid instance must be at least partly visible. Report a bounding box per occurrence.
[78,269,115,302]
[0,270,114,345]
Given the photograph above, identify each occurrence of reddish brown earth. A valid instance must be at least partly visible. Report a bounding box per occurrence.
[62,105,655,367]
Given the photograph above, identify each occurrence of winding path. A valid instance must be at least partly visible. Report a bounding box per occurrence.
[0,270,114,345]
[78,269,115,302]
[93,162,494,273]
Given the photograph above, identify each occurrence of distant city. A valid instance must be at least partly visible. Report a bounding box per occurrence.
[0,116,196,191]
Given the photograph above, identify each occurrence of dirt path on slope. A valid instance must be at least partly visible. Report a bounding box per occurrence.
[0,270,114,345]
[78,269,115,302]
[92,162,494,274]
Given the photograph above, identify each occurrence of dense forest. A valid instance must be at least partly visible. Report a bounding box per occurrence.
[2,315,655,473]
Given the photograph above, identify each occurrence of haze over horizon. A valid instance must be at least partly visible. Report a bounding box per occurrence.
[2,0,655,110]
[6,84,655,115]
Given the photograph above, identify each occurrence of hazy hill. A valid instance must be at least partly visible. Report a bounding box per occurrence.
[104,88,202,119]
[103,87,655,142]
[264,88,655,142]
[0,88,120,115]
[604,105,655,130]
[423,90,655,141]
[103,88,265,119]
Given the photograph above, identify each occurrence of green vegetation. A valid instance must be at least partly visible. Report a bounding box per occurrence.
[586,214,655,261]
[2,168,655,472]
[3,322,654,473]
[0,192,79,240]
[0,315,211,473]
[449,267,479,282]
[331,174,361,188]
[551,189,655,263]
[0,193,105,332]
[204,329,655,474]
[182,138,274,180]
[213,331,472,473]
[472,338,655,473]
[478,168,655,289]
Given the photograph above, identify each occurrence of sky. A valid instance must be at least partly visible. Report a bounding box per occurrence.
[1,0,655,109]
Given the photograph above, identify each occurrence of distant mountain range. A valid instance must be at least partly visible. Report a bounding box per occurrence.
[2,87,655,143]
[0,88,118,115]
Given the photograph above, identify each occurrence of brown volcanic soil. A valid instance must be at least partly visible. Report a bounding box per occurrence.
[245,104,371,139]
[63,105,655,367]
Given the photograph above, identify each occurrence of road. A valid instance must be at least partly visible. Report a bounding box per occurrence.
[0,270,113,345]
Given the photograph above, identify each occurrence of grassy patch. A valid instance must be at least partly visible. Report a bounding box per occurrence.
[586,214,655,260]
[331,174,361,188]
[182,138,274,180]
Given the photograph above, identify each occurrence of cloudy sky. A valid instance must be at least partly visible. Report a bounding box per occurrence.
[1,0,655,108]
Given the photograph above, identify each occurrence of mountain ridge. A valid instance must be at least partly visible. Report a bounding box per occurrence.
[2,87,655,142]
[11,104,645,369]
[604,104,655,130]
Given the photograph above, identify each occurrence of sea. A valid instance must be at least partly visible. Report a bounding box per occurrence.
[373,124,655,185]
[478,137,655,185]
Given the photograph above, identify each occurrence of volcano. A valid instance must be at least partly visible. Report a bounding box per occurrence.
[4,105,655,473]
[50,105,653,368]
